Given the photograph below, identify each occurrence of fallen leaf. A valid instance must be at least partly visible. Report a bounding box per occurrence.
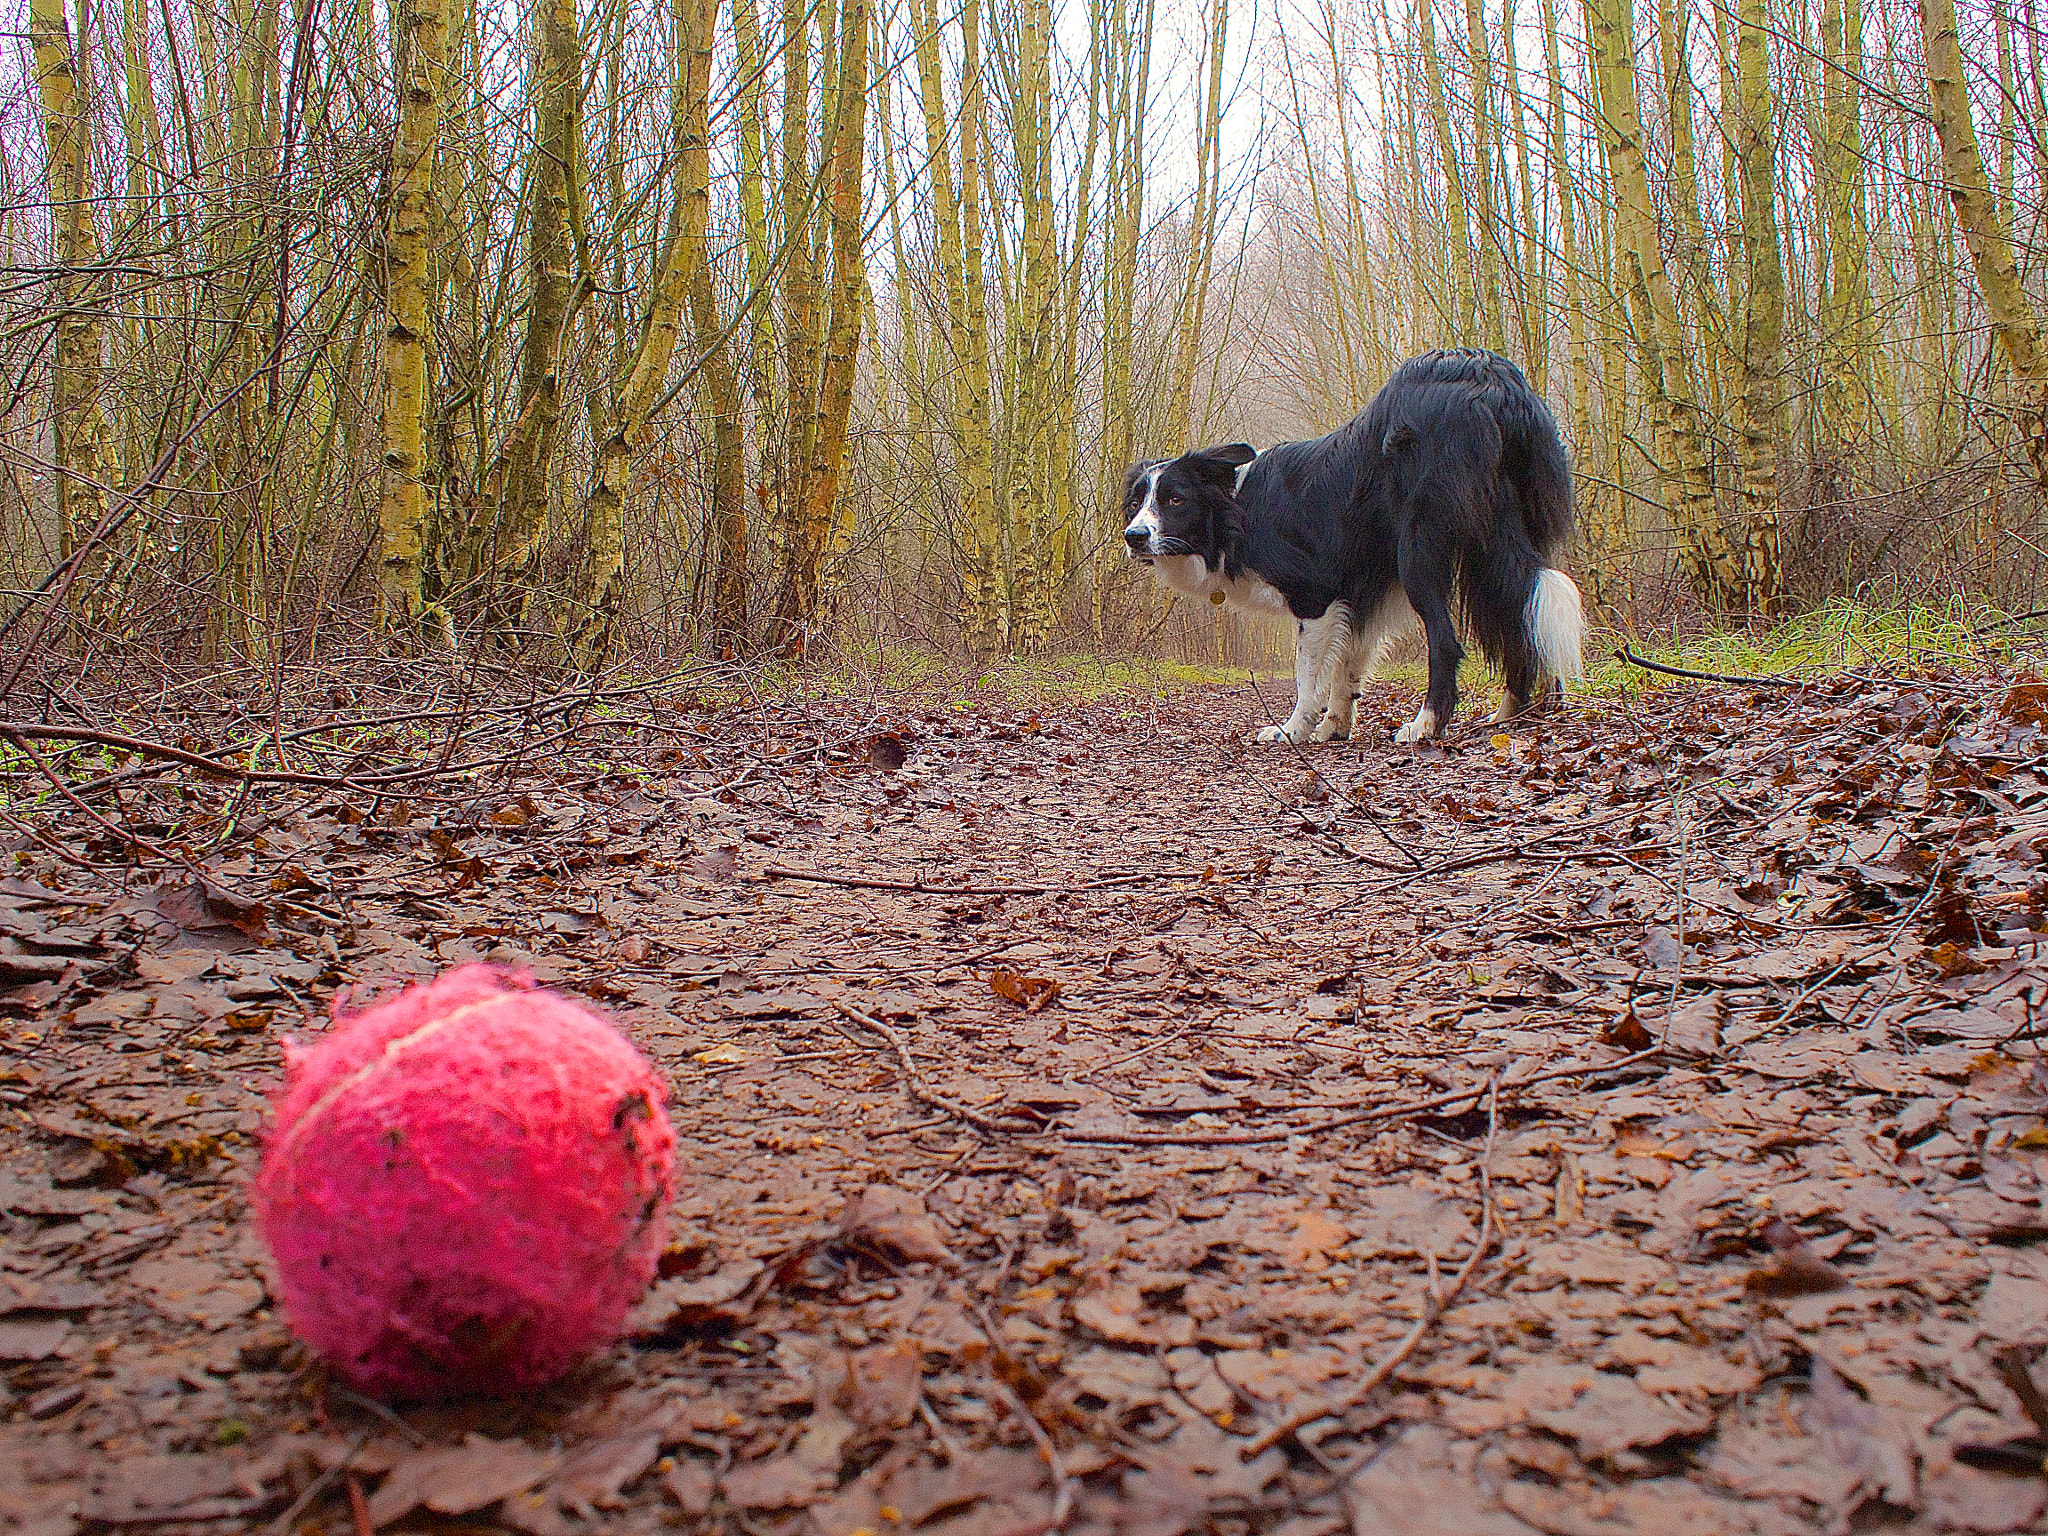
[1064,1345,1170,1408]
[547,1425,667,1516]
[1603,1331,1760,1397]
[1806,1357,1919,1514]
[79,1454,269,1525]
[663,1458,716,1516]
[1977,1271,2048,1342]
[0,1318,72,1360]
[1344,1425,1541,1535]
[1743,1219,1848,1297]
[368,1435,561,1527]
[1921,1455,2048,1532]
[837,1184,954,1268]
[1525,1370,1711,1458]
[720,1409,855,1510]
[147,878,270,947]
[1497,1478,1764,1536]
[839,1338,924,1429]
[631,1260,765,1337]
[1072,1283,1150,1343]
[1214,1345,1347,1401]
[988,968,1061,1011]
[686,847,739,883]
[1280,1207,1352,1269]
[126,1255,264,1328]
[1599,1011,1655,1052]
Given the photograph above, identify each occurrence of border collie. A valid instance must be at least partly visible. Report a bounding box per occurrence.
[1123,348,1585,744]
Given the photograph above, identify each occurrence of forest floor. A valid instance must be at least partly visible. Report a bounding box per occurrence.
[5,654,2048,1535]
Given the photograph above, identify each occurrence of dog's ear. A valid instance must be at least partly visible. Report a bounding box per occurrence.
[1189,443,1256,486]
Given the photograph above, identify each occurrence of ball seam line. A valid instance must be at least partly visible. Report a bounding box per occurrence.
[274,992,524,1156]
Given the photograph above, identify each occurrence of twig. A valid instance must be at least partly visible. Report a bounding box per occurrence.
[346,1472,375,1536]
[6,726,186,866]
[764,864,1170,898]
[261,1433,370,1536]
[1752,821,1966,1038]
[960,1299,1073,1536]
[1059,1048,1662,1148]
[1241,671,1423,870]
[983,1376,1074,1536]
[1242,1072,1502,1459]
[326,1386,428,1445]
[1615,644,1801,688]
[1,720,412,791]
[920,1139,984,1194]
[0,799,102,870]
[1083,1019,1201,1078]
[918,1393,969,1464]
[833,1001,1027,1134]
[1993,1347,2048,1437]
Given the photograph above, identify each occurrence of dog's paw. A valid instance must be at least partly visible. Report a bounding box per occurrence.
[1311,713,1352,742]
[1394,708,1439,745]
[1489,694,1523,725]
[1255,722,1311,744]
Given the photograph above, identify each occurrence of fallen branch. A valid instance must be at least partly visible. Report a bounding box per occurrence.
[766,864,1178,898]
[1242,1073,1502,1459]
[1615,644,1802,689]
[7,727,185,865]
[833,1001,1035,1135]
[0,720,442,792]
[1058,1047,1662,1148]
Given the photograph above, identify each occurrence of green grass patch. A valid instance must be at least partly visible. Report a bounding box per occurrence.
[650,596,2048,718]
[1586,597,2048,695]
[1227,596,2047,706]
[810,641,1271,705]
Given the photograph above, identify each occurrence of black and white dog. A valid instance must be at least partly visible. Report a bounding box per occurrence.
[1123,348,1585,744]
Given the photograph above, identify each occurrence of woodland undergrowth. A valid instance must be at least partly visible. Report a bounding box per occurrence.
[4,623,2048,1533]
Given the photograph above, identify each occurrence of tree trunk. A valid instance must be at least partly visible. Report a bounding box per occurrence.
[1731,0,1786,611]
[692,258,749,655]
[1499,3,1546,385]
[1007,0,1060,647]
[375,0,448,636]
[29,0,109,565]
[1167,0,1229,442]
[1538,0,1598,565]
[1416,0,1477,340]
[1585,0,1734,605]
[771,0,869,655]
[1918,0,2048,479]
[567,0,717,667]
[464,0,579,641]
[1460,0,1506,352]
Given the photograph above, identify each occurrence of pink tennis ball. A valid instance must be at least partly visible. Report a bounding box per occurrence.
[252,964,675,1399]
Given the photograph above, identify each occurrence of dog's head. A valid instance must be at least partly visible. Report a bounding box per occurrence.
[1122,443,1257,571]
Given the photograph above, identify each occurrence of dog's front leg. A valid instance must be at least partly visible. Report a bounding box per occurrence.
[1257,612,1338,744]
[1312,623,1364,742]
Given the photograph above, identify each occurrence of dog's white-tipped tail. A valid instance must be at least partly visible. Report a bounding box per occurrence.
[1529,567,1586,684]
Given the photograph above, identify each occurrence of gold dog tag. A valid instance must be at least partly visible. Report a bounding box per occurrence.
[1209,590,1226,605]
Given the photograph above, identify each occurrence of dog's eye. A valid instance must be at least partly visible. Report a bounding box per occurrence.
[1163,492,1183,506]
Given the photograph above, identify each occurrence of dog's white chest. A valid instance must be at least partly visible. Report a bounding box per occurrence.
[1146,556,1291,617]
[1218,571,1293,616]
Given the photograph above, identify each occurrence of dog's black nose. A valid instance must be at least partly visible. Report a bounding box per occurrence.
[1123,528,1149,550]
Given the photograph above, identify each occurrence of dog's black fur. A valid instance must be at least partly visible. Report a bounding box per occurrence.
[1122,348,1583,741]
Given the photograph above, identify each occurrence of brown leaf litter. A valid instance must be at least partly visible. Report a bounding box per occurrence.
[4,664,2048,1532]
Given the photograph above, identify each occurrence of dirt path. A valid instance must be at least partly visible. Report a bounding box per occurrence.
[4,670,2048,1534]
